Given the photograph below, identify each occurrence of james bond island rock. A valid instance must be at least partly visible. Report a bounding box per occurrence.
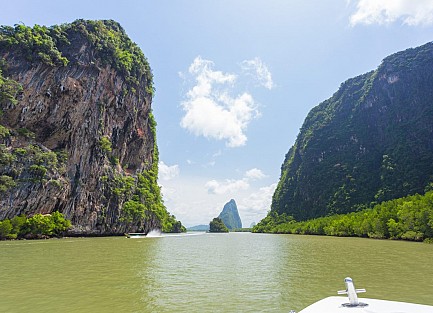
[0,20,184,235]
[270,41,433,222]
[218,199,242,229]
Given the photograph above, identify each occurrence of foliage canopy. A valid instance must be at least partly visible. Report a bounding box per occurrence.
[254,191,433,242]
[0,212,71,240]
[209,217,229,233]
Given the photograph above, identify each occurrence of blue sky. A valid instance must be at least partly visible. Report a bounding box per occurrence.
[2,0,433,227]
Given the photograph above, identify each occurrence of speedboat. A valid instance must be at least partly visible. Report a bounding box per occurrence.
[125,232,147,238]
[292,277,433,313]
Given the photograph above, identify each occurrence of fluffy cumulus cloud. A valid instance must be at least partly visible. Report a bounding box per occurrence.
[350,0,433,26]
[205,179,250,195]
[205,168,267,194]
[159,170,275,227]
[240,183,277,214]
[238,183,278,226]
[245,168,266,180]
[241,57,274,90]
[158,161,180,181]
[180,56,272,147]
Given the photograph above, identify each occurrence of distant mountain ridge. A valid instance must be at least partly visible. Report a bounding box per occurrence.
[270,41,433,221]
[187,224,209,231]
[218,199,242,229]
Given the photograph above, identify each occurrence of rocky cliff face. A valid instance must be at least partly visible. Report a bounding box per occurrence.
[0,20,183,234]
[218,199,242,229]
[271,41,433,221]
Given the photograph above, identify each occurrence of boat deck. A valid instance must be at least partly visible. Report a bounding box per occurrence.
[299,296,433,313]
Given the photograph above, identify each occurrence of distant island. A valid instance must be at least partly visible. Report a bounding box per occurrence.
[187,224,210,231]
[218,199,242,230]
[209,217,229,233]
[207,199,243,232]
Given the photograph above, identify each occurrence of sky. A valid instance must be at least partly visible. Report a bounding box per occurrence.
[2,0,433,227]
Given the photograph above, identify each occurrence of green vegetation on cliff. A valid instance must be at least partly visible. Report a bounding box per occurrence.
[2,69,62,193]
[209,217,229,233]
[101,113,185,233]
[0,24,69,66]
[254,191,433,242]
[0,20,182,235]
[270,41,433,222]
[0,67,22,106]
[66,19,154,92]
[1,140,67,191]
[0,20,153,93]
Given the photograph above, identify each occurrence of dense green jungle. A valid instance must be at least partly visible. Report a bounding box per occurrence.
[253,190,433,242]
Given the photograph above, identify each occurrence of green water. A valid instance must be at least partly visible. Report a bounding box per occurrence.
[1,233,432,312]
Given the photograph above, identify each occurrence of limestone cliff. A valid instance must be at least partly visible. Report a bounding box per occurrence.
[271,41,433,221]
[0,20,184,234]
[218,199,242,229]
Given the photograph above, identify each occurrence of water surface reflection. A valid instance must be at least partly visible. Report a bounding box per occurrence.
[1,233,432,312]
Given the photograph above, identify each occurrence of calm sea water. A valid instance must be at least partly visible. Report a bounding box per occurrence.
[1,232,432,312]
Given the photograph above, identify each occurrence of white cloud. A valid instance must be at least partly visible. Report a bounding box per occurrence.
[241,57,274,90]
[237,183,278,227]
[159,177,221,226]
[205,179,250,195]
[205,168,267,194]
[158,161,180,181]
[160,184,177,199]
[245,168,266,180]
[180,56,261,147]
[350,0,433,26]
[186,56,236,99]
[240,183,278,215]
[159,173,277,227]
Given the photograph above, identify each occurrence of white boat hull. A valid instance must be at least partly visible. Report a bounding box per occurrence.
[125,233,147,238]
[299,296,433,313]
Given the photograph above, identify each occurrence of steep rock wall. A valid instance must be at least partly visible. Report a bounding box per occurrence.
[218,199,242,229]
[271,41,433,221]
[0,20,178,234]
